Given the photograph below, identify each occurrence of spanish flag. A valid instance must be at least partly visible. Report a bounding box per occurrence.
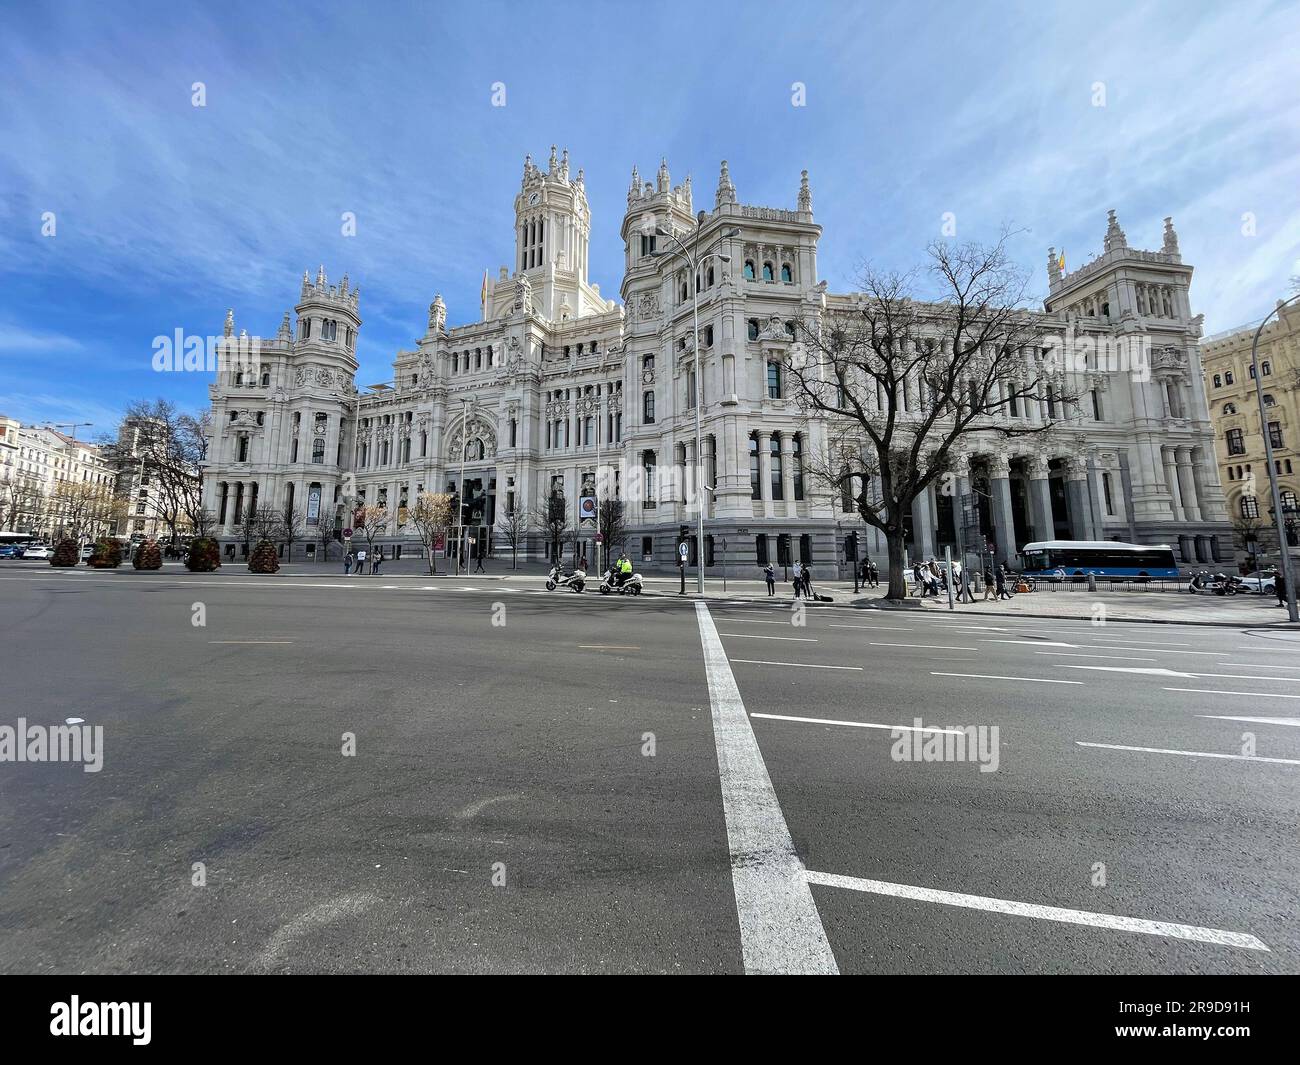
[480,269,489,314]
[1057,251,1066,273]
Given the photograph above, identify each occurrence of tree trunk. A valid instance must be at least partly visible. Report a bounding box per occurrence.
[885,527,909,601]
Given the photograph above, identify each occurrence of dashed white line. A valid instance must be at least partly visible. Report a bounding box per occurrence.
[694,603,837,974]
[1077,741,1300,767]
[1163,687,1300,700]
[730,659,862,670]
[1035,652,1158,662]
[804,871,1270,951]
[752,713,964,735]
[717,632,818,642]
[1198,715,1300,727]
[930,672,1083,685]
[871,642,978,651]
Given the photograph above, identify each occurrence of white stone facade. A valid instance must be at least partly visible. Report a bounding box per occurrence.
[200,150,1230,572]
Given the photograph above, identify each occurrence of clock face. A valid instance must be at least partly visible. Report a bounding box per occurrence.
[528,192,541,206]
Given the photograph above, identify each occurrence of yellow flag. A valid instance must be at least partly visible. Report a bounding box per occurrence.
[480,269,488,311]
[1057,251,1066,273]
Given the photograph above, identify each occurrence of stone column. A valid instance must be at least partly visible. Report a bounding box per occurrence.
[702,434,716,518]
[1162,446,1185,521]
[987,453,1017,565]
[1065,460,1093,540]
[1175,446,1201,523]
[779,432,795,515]
[1086,454,1106,538]
[1192,445,1228,522]
[1028,455,1055,542]
[756,430,773,516]
[910,480,935,560]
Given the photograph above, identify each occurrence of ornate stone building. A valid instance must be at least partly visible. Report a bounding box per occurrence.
[200,149,1230,571]
[1201,298,1300,561]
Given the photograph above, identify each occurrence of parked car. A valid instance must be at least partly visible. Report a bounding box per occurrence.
[22,545,52,560]
[1237,569,1277,595]
[0,544,24,558]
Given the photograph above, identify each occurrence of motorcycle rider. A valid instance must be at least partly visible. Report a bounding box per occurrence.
[615,552,634,589]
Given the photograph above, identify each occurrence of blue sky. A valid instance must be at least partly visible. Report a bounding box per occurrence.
[2,0,1298,438]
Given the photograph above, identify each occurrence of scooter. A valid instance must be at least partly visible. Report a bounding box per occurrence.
[546,564,586,593]
[599,568,643,595]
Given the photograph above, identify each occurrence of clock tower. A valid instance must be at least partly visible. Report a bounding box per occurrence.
[509,145,605,322]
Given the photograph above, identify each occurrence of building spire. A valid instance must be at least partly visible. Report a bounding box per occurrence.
[548,144,558,172]
[223,308,234,338]
[1047,246,1062,286]
[715,159,736,208]
[656,157,670,194]
[1162,216,1180,256]
[798,169,812,213]
[1103,210,1127,253]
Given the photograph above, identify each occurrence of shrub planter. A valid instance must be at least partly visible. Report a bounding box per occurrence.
[185,537,221,572]
[86,538,123,568]
[248,539,280,574]
[50,539,79,567]
[133,540,163,570]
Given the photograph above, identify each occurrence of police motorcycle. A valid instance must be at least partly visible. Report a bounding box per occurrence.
[546,563,586,593]
[1187,570,1239,596]
[599,565,643,596]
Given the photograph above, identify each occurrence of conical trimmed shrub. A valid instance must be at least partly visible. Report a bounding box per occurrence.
[87,538,123,568]
[248,539,280,574]
[185,537,221,572]
[50,539,79,567]
[133,540,163,570]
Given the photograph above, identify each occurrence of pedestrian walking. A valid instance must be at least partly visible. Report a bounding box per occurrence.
[867,559,878,588]
[1276,569,1287,608]
[792,568,804,599]
[995,563,1012,600]
[764,563,776,596]
[801,562,815,600]
[344,550,354,575]
[475,551,486,573]
[983,564,994,601]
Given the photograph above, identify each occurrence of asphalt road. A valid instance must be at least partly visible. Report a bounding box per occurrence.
[0,564,1296,974]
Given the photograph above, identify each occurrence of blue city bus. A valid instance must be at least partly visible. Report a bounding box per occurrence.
[1018,540,1179,580]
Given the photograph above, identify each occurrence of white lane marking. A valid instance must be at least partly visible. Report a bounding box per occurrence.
[930,672,1082,685]
[1199,715,1300,727]
[803,871,1270,952]
[870,642,978,651]
[1059,665,1189,677]
[1185,672,1300,683]
[1077,741,1300,767]
[1116,648,1230,656]
[752,713,963,735]
[1163,688,1300,700]
[829,624,914,631]
[731,659,862,670]
[209,640,294,645]
[1035,652,1158,662]
[981,639,1078,647]
[717,632,818,642]
[1091,637,1191,647]
[694,603,838,974]
[1225,663,1300,670]
[717,618,807,626]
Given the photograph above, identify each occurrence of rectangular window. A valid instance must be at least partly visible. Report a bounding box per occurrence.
[1227,428,1245,455]
[799,534,813,564]
[755,534,769,565]
[641,535,653,561]
[1102,471,1114,516]
[687,370,696,410]
[767,363,781,399]
[643,391,655,424]
[1269,422,1284,449]
[1091,389,1102,420]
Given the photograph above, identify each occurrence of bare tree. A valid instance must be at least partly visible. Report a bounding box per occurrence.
[352,504,389,554]
[48,481,123,543]
[596,497,627,573]
[1,474,45,533]
[409,491,453,574]
[278,502,304,561]
[532,492,570,567]
[315,510,338,561]
[785,234,1065,600]
[103,400,207,543]
[192,508,218,538]
[495,503,527,570]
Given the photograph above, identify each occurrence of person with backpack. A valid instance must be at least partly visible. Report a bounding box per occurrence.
[344,549,354,575]
[801,562,815,600]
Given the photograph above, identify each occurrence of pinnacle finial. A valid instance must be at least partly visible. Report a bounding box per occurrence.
[715,159,736,209]
[1103,210,1127,253]
[1162,216,1180,256]
[798,169,812,213]
[223,308,234,338]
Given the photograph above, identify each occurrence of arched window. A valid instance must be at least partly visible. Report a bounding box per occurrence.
[781,263,793,283]
[1263,394,1276,407]
[680,281,688,302]
[261,372,270,387]
[1213,374,1222,388]
[762,262,775,281]
[770,436,783,500]
[785,320,796,339]
[1240,496,1259,519]
[1223,402,1237,414]
[792,435,805,500]
[1262,360,1272,376]
[743,260,756,280]
[1225,371,1234,385]
[747,318,759,341]
[311,438,325,463]
[749,436,761,499]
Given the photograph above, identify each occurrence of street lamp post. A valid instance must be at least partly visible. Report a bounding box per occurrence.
[653,214,740,595]
[456,397,470,577]
[1251,293,1300,621]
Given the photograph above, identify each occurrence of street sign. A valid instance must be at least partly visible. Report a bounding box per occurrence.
[595,533,604,543]
[343,528,354,538]
[678,542,689,559]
